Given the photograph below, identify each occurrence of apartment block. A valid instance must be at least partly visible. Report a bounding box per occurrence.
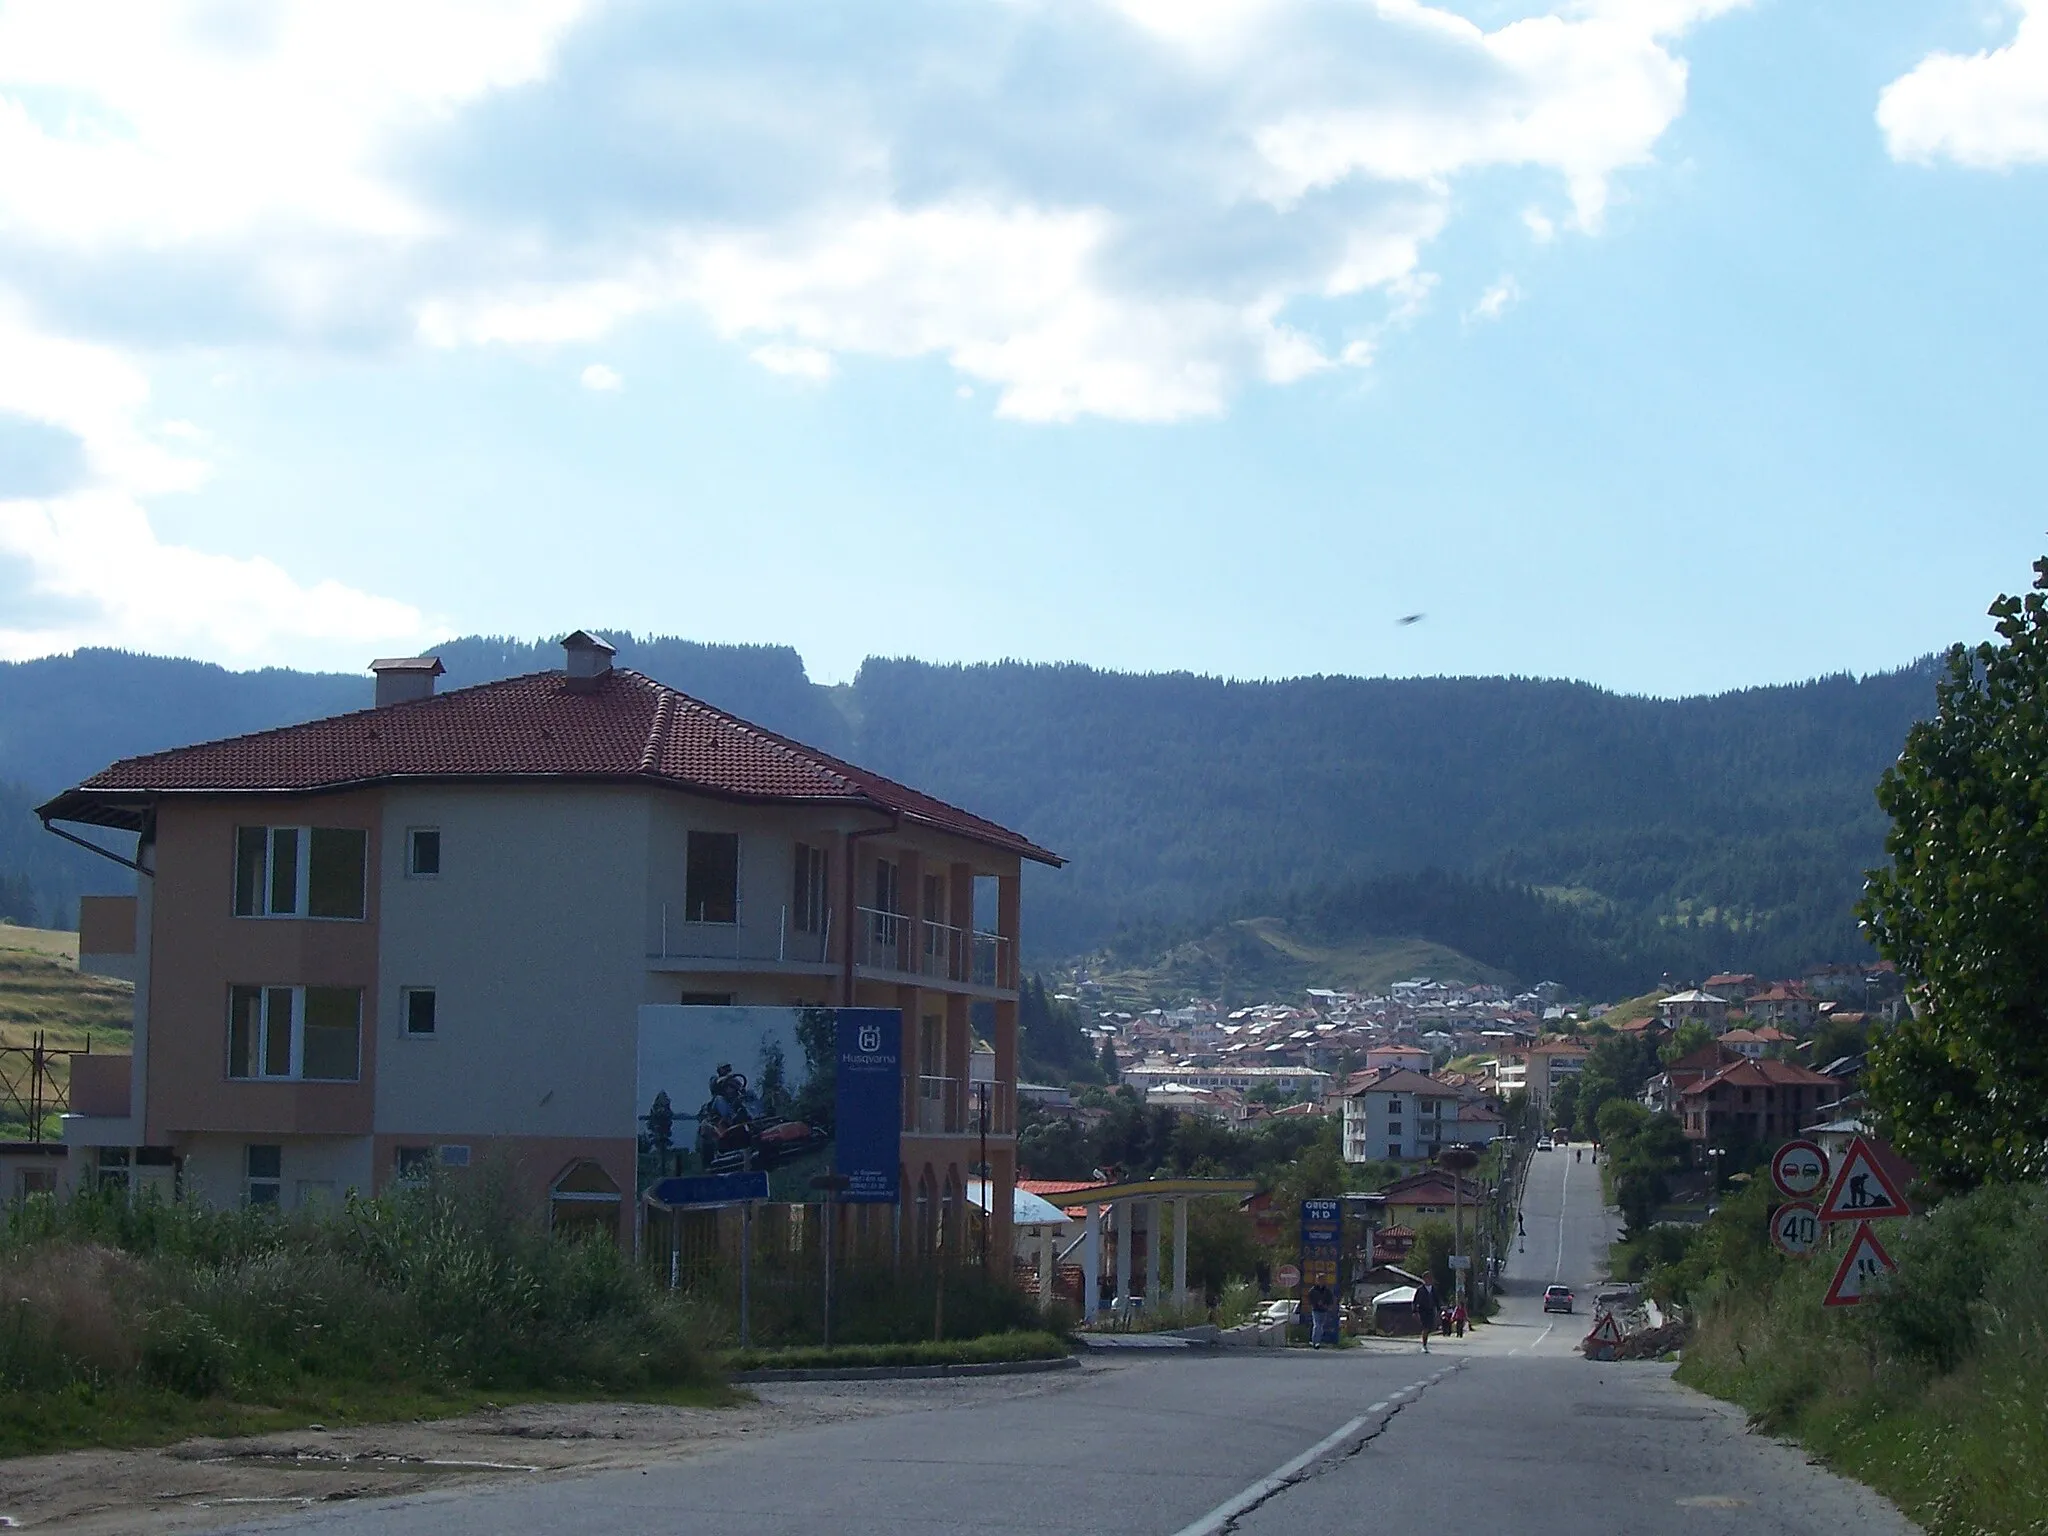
[41,633,1060,1263]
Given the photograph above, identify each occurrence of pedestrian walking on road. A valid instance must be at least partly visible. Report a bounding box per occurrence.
[1452,1301,1468,1338]
[1417,1280,1438,1351]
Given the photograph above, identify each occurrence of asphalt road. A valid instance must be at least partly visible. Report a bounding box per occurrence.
[220,1143,1914,1536]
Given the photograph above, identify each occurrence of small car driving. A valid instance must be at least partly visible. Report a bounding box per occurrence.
[1543,1285,1575,1313]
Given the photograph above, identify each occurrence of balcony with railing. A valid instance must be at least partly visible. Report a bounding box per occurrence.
[856,908,1015,991]
[650,902,832,968]
[910,1076,1014,1137]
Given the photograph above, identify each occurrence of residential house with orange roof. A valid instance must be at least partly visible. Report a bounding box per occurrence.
[43,632,1061,1264]
[1678,1058,1838,1152]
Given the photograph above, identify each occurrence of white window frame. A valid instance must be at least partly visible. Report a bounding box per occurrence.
[227,985,362,1082]
[401,986,438,1038]
[233,825,368,920]
[405,826,442,879]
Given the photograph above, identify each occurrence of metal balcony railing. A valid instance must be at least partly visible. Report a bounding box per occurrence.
[910,1076,1015,1136]
[652,903,831,965]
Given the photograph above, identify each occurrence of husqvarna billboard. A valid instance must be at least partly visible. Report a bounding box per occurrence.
[636,1006,901,1204]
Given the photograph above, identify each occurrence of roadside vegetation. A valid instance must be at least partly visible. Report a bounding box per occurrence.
[0,1173,719,1457]
[1635,1181,2048,1534]
[722,1330,1068,1373]
[1648,556,2048,1534]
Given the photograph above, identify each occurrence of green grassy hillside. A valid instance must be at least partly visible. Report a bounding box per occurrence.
[1074,916,1510,1010]
[0,924,133,1139]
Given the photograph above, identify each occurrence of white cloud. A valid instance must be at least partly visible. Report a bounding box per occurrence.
[1523,207,1558,242]
[0,0,1749,657]
[0,0,1743,425]
[0,489,430,667]
[1465,275,1522,324]
[1879,2,2048,168]
[749,343,835,382]
[0,302,428,665]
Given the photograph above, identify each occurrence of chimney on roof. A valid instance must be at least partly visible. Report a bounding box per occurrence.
[370,655,445,708]
[562,630,616,693]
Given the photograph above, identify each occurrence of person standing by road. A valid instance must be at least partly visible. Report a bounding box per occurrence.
[1306,1282,1332,1347]
[1416,1279,1439,1352]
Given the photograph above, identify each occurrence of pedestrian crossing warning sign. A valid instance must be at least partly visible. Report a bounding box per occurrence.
[1823,1221,1898,1308]
[1817,1136,1911,1223]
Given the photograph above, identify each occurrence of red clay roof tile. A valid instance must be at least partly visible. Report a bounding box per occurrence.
[42,667,1060,865]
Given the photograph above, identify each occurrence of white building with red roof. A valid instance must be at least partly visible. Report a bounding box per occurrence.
[45,632,1061,1259]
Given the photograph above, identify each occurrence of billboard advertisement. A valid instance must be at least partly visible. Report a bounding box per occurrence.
[635,1006,901,1204]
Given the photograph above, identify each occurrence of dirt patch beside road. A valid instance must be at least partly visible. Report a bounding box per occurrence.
[0,1374,1085,1533]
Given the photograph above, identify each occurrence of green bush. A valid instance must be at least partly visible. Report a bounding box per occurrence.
[0,1173,715,1428]
[1678,1183,2048,1533]
[139,1304,232,1398]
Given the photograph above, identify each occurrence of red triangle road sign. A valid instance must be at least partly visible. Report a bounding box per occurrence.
[1823,1221,1898,1307]
[1817,1136,1912,1223]
[1584,1312,1625,1346]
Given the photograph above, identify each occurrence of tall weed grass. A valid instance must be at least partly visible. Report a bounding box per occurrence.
[1678,1182,2048,1535]
[0,1172,715,1452]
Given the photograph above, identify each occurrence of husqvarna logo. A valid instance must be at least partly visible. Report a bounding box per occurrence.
[859,1024,882,1054]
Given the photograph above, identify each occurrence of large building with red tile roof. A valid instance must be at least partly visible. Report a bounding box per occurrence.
[45,632,1059,1260]
[1678,1058,1839,1149]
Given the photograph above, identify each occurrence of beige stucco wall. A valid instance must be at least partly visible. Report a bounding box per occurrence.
[177,1133,375,1211]
[373,784,649,1146]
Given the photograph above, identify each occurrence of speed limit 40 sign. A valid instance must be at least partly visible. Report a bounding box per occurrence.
[1770,1139,1829,1200]
[1770,1200,1822,1257]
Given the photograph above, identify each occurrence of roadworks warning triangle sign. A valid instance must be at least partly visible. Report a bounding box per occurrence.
[1817,1136,1912,1223]
[1584,1312,1625,1347]
[1823,1221,1898,1307]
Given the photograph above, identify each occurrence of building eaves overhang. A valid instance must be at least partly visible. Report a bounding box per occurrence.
[37,667,1063,868]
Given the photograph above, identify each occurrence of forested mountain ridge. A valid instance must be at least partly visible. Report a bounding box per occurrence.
[0,639,1936,988]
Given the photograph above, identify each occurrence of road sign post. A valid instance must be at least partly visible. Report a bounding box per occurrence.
[1300,1199,1342,1291]
[1769,1200,1822,1258]
[1818,1136,1912,1224]
[1769,1140,1829,1201]
[1823,1221,1899,1307]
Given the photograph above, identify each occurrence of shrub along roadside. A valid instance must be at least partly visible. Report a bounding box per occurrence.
[722,1330,1070,1374]
[0,1174,723,1457]
[1672,1182,2048,1535]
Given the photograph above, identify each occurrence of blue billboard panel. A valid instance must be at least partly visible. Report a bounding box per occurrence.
[834,1008,903,1204]
[635,1005,904,1205]
[648,1171,770,1207]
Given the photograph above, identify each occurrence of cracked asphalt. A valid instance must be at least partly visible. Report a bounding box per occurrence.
[206,1145,1914,1536]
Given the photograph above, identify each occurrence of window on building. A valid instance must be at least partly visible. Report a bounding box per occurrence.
[685,831,739,924]
[233,826,366,918]
[792,842,829,933]
[246,1144,282,1205]
[394,1145,432,1182]
[93,1145,131,1195]
[863,857,900,952]
[677,991,734,1005]
[1387,1098,1403,1114]
[437,1144,472,1168]
[406,827,441,878]
[1389,1122,1403,1136]
[403,987,437,1037]
[1387,1143,1402,1160]
[15,1166,57,1200]
[227,986,362,1081]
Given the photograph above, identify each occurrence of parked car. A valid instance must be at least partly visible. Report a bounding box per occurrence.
[1258,1299,1298,1325]
[1535,1137,1554,1151]
[1543,1285,1575,1313]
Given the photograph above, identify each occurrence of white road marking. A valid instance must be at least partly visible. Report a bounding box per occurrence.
[1554,1150,1571,1286]
[1166,1413,1378,1536]
[1166,1371,1457,1536]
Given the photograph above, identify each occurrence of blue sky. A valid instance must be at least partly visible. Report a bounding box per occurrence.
[0,0,2044,692]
